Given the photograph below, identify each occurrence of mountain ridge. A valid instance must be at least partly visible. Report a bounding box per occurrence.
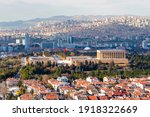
[0,15,149,30]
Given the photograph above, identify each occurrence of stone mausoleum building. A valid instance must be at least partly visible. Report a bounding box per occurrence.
[97,50,128,66]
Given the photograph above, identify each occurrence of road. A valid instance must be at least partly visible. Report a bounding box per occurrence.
[14,57,26,79]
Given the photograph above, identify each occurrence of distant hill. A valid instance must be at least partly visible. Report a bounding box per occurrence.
[0,20,35,30]
[0,15,116,29]
[0,16,72,29]
[0,15,149,30]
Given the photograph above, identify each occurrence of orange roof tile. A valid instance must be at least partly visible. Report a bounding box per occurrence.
[60,86,75,91]
[20,94,33,100]
[98,96,108,100]
[88,96,98,100]
[45,93,58,100]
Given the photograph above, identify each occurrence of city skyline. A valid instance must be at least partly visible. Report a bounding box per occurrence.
[0,0,150,22]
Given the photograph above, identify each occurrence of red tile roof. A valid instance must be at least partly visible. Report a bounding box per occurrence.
[45,93,58,100]
[87,96,98,100]
[97,96,108,100]
[20,94,33,100]
[60,86,75,91]
[6,78,19,82]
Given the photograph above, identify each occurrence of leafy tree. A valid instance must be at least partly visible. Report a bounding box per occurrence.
[30,89,34,95]
[17,80,23,87]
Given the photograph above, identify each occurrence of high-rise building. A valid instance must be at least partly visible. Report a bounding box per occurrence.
[16,36,25,45]
[25,33,30,51]
[142,38,150,49]
[67,36,73,44]
[57,39,63,47]
[16,39,20,45]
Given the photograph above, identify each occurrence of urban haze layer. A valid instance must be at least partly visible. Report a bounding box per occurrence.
[0,15,150,100]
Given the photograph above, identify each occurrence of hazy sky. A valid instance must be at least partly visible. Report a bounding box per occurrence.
[0,0,149,21]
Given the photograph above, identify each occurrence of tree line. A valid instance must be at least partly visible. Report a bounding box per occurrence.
[19,54,150,82]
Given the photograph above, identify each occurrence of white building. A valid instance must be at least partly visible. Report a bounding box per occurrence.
[57,76,68,83]
[86,76,99,83]
[142,38,150,49]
